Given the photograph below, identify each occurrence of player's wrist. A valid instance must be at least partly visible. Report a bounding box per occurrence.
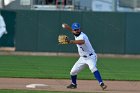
[69,40,74,44]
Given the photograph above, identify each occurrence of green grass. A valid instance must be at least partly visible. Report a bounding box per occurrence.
[98,58,140,80]
[0,55,140,80]
[0,89,92,93]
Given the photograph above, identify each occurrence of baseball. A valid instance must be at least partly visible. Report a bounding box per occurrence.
[62,24,65,28]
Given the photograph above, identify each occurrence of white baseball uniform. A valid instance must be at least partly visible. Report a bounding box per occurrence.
[0,14,7,38]
[70,32,98,75]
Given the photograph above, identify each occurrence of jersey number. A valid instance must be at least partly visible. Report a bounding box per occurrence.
[80,47,84,51]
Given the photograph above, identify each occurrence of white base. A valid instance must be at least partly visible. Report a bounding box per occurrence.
[26,84,48,88]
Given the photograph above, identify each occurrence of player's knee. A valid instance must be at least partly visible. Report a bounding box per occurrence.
[91,67,98,73]
[70,70,77,76]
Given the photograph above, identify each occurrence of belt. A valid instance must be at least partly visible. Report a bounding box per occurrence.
[83,53,93,58]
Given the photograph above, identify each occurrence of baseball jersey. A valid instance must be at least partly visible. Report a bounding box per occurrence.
[74,32,96,57]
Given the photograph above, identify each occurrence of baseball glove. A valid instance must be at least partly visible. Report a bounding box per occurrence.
[58,35,69,44]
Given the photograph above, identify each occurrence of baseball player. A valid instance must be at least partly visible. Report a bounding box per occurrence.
[62,22,107,90]
[0,13,7,39]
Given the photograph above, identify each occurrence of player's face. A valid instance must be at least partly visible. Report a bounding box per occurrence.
[72,29,81,36]
[72,29,81,34]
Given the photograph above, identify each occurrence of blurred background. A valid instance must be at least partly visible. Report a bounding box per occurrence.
[1,0,140,11]
[0,0,140,55]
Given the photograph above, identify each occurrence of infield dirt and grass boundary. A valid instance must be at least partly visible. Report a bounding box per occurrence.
[0,48,140,93]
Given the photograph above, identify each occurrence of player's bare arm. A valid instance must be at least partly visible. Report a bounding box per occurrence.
[69,40,85,45]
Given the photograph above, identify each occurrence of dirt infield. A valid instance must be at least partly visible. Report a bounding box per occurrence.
[0,78,139,93]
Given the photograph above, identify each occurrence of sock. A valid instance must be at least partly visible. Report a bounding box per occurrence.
[71,75,77,85]
[93,70,103,84]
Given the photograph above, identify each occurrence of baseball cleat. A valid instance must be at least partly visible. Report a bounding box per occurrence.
[67,84,77,89]
[100,83,107,90]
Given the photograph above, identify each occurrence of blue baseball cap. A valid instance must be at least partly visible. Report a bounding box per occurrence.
[71,22,80,30]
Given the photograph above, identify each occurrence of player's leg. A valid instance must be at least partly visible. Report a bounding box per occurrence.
[86,58,103,83]
[94,70,107,90]
[93,70,103,85]
[67,57,86,89]
[86,56,107,90]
